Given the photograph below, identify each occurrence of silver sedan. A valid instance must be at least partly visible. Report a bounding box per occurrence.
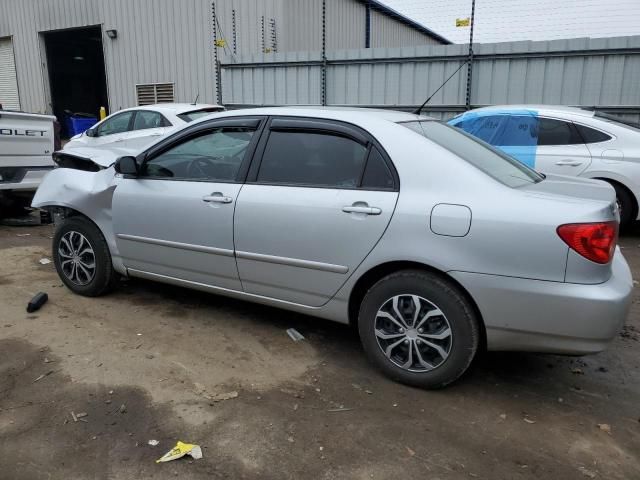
[32,107,633,388]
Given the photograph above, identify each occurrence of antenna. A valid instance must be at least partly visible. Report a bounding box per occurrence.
[192,93,200,105]
[413,60,469,115]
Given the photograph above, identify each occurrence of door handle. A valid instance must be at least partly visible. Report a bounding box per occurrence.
[342,205,382,215]
[202,192,233,204]
[555,160,583,166]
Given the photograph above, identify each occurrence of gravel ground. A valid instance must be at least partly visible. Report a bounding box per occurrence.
[0,220,638,479]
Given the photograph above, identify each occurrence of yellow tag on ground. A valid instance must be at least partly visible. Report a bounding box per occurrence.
[156,441,203,463]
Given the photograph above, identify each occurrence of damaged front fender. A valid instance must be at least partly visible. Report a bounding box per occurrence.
[31,167,126,274]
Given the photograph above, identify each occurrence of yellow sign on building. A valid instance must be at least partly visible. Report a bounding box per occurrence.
[456,18,470,27]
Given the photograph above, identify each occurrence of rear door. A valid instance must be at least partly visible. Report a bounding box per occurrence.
[532,117,592,175]
[234,117,399,307]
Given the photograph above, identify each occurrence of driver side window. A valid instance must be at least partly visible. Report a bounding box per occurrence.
[96,111,134,137]
[142,127,255,181]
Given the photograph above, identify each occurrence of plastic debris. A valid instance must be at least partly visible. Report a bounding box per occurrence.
[571,367,584,375]
[597,423,611,434]
[327,407,353,412]
[207,391,238,403]
[148,439,160,446]
[39,258,52,265]
[27,292,48,313]
[578,466,597,478]
[33,370,54,382]
[286,328,305,342]
[156,441,203,463]
[119,404,127,414]
[523,417,536,424]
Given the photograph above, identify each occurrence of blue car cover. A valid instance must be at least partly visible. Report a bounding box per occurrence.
[448,109,539,168]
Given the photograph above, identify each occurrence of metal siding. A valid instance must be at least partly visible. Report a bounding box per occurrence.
[221,35,640,123]
[2,0,217,114]
[370,9,440,48]
[326,0,366,51]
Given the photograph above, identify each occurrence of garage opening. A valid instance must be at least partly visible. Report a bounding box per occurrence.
[42,26,108,138]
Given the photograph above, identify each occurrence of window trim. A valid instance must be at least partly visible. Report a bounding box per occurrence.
[131,117,266,184]
[245,116,399,192]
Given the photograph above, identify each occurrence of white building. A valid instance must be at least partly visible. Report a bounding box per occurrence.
[0,0,448,121]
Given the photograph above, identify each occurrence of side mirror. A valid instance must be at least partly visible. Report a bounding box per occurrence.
[85,128,96,137]
[114,156,139,176]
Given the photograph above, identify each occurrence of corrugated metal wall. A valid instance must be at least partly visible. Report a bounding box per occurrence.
[221,35,640,122]
[0,0,217,114]
[370,10,441,48]
[1,0,442,115]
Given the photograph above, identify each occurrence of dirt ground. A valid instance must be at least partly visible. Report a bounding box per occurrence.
[0,220,638,480]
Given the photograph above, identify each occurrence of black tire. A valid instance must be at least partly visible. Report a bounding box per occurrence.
[52,216,117,297]
[608,182,636,231]
[358,270,480,389]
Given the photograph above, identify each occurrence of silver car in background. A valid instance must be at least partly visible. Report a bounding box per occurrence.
[32,107,633,388]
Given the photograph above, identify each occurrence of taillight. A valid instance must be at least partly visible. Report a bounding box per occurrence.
[557,221,618,264]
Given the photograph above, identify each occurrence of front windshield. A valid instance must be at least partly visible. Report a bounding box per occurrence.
[399,120,543,187]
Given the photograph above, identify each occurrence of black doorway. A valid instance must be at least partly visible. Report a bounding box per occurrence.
[42,26,108,137]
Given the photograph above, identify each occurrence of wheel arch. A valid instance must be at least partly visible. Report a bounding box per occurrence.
[592,176,638,221]
[347,260,487,349]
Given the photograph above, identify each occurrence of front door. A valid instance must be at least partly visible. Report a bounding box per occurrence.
[234,119,399,307]
[112,119,262,289]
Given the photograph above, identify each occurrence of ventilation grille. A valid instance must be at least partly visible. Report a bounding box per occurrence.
[135,83,175,105]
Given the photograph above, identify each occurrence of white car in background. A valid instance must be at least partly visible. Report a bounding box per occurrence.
[449,105,640,228]
[64,103,224,150]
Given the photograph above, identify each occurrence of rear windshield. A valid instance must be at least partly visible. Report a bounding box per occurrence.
[593,111,640,131]
[177,108,224,122]
[399,120,543,187]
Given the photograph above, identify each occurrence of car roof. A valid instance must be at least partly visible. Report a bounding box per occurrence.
[193,106,432,124]
[466,105,596,118]
[121,103,224,115]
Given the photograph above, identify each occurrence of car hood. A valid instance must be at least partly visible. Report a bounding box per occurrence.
[59,135,162,168]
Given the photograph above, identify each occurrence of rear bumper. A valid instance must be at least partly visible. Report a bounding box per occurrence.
[450,251,633,354]
[0,166,54,192]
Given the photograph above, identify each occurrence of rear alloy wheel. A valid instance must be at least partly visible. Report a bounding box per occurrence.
[53,216,117,296]
[358,270,480,388]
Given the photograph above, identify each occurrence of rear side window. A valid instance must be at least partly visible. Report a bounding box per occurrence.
[400,120,542,187]
[537,118,583,145]
[574,124,612,144]
[257,131,368,188]
[361,148,394,190]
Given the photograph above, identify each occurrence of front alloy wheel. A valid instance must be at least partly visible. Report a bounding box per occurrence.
[52,216,117,297]
[58,231,96,285]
